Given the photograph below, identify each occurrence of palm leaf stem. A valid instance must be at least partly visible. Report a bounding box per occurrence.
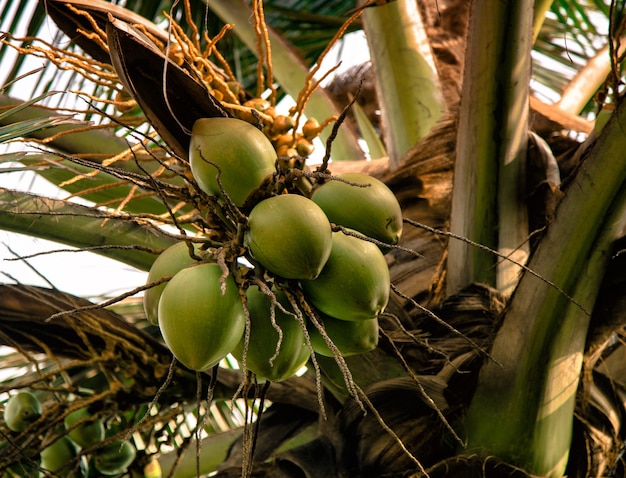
[360,0,444,169]
[464,95,626,477]
[557,37,626,115]
[0,187,175,271]
[447,0,532,296]
[533,0,555,42]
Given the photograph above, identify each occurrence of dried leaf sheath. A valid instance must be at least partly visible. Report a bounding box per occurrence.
[106,16,229,158]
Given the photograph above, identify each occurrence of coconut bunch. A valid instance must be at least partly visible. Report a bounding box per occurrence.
[142,115,404,383]
[32,0,405,397]
[2,391,136,476]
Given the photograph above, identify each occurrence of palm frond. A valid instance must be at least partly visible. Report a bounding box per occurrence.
[533,0,621,113]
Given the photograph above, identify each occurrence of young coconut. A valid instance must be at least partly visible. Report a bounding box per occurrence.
[301,231,390,321]
[64,406,105,449]
[245,194,332,280]
[190,117,277,207]
[308,314,379,357]
[232,286,310,382]
[3,391,42,432]
[143,241,205,325]
[158,262,245,371]
[40,436,77,474]
[312,172,403,249]
[92,440,136,476]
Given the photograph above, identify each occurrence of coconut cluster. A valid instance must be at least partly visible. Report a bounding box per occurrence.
[144,117,404,382]
[2,391,136,476]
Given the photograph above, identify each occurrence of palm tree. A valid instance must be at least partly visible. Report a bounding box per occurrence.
[0,0,625,477]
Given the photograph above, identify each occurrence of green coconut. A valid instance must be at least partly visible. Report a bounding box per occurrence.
[64,407,105,449]
[92,440,136,476]
[158,262,245,371]
[312,172,403,248]
[3,391,42,432]
[301,231,390,321]
[143,241,206,325]
[232,286,310,382]
[245,194,332,279]
[309,314,379,357]
[40,436,77,474]
[190,117,277,207]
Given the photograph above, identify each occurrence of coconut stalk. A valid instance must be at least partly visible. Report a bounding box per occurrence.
[464,96,626,476]
[447,0,532,296]
[360,0,444,169]
[205,0,364,162]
